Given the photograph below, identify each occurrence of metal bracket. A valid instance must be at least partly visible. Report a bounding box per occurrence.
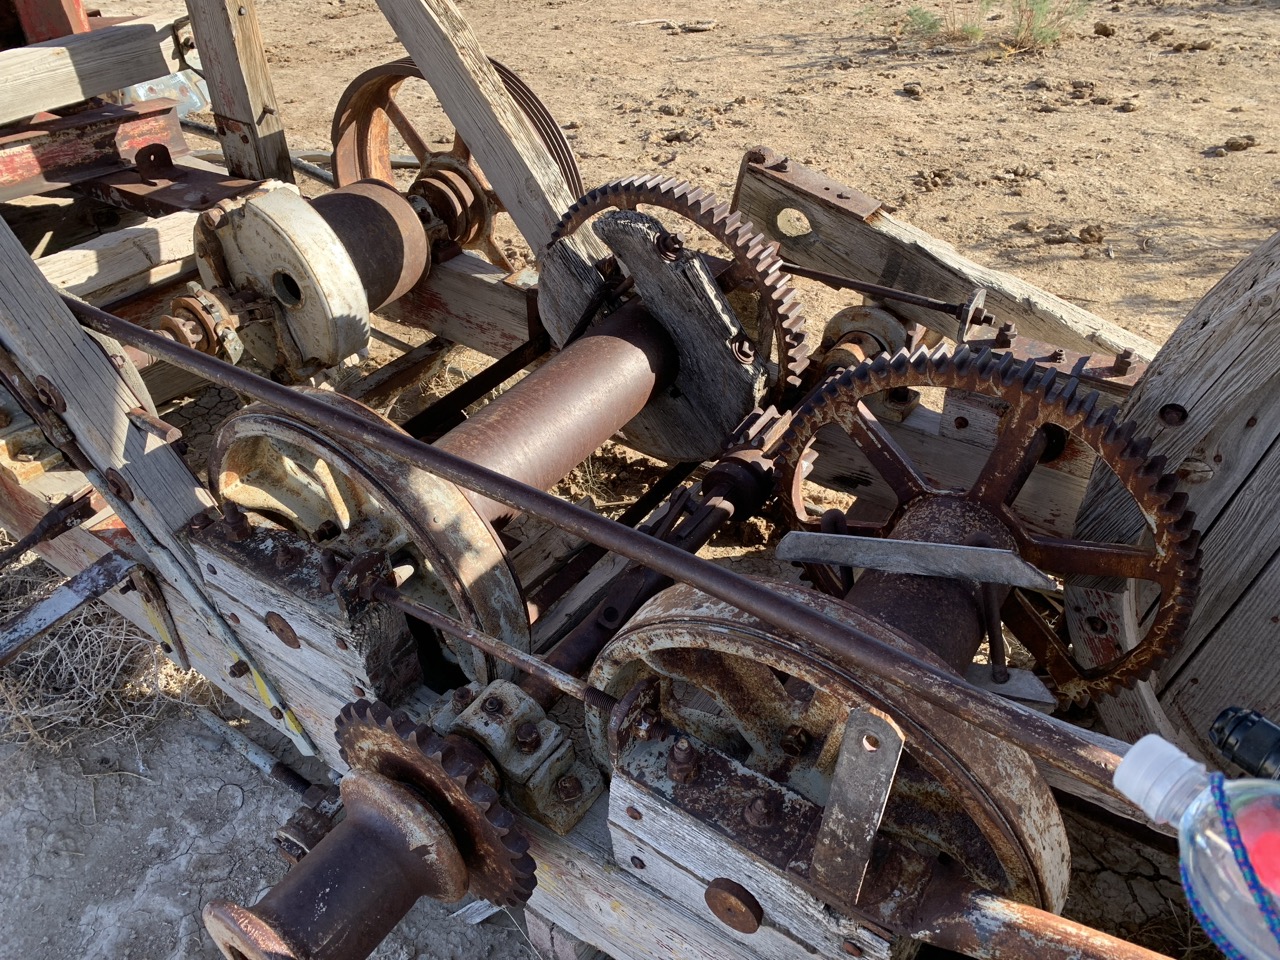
[810,709,904,903]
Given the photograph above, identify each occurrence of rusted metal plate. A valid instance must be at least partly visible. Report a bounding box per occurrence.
[733,147,882,223]
[810,709,903,902]
[0,99,187,202]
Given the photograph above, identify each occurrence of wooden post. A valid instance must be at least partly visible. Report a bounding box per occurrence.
[183,0,293,182]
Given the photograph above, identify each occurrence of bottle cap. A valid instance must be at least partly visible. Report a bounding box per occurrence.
[1114,734,1207,822]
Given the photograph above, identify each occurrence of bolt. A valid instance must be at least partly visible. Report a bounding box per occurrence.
[319,549,339,586]
[516,721,542,754]
[842,940,865,957]
[730,334,756,365]
[655,230,685,261]
[1085,615,1108,634]
[630,855,646,869]
[744,795,776,828]
[222,502,250,541]
[781,725,811,758]
[1159,403,1189,426]
[667,736,700,784]
[626,806,643,821]
[188,509,216,533]
[274,542,301,570]
[1048,348,1066,363]
[266,612,301,649]
[1113,348,1134,375]
[993,322,1017,349]
[270,706,284,721]
[104,468,134,502]
[555,774,584,802]
[452,686,474,713]
[481,695,505,716]
[33,376,66,413]
[228,660,251,678]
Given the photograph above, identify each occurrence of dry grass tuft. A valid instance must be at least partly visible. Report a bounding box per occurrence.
[0,530,213,754]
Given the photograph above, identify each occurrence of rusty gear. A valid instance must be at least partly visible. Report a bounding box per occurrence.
[336,699,537,906]
[549,174,811,402]
[773,346,1201,704]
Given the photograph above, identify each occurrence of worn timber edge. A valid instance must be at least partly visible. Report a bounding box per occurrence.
[732,146,1157,361]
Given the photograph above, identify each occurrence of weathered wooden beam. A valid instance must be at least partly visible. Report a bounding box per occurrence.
[1068,228,1280,753]
[732,148,1157,361]
[0,13,184,126]
[34,209,199,305]
[183,0,292,182]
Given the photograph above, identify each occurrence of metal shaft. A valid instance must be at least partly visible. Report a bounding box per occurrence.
[432,302,677,526]
[68,296,1131,803]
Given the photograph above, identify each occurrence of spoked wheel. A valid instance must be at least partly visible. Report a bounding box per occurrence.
[588,580,1072,913]
[773,346,1202,705]
[331,56,582,267]
[208,389,529,683]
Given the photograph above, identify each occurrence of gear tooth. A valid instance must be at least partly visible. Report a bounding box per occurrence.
[972,347,996,373]
[1172,508,1196,535]
[487,803,517,832]
[909,348,931,373]
[1139,453,1168,477]
[1161,490,1189,516]
[1036,366,1058,396]
[1180,528,1203,557]
[952,343,972,371]
[1125,435,1153,461]
[1054,376,1079,405]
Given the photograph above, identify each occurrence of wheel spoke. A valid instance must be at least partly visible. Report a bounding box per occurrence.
[845,401,929,502]
[1021,536,1155,581]
[1000,589,1081,689]
[969,410,1048,507]
[384,98,429,164]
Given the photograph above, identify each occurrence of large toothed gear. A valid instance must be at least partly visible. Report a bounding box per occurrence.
[773,346,1202,704]
[336,699,537,906]
[550,174,811,403]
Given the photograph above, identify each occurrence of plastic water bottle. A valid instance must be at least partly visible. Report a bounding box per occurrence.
[1114,734,1280,960]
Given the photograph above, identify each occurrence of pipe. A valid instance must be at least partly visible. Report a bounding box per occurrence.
[66,295,1131,803]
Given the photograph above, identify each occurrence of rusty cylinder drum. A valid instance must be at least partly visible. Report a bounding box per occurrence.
[433,305,679,528]
[310,179,430,312]
[843,497,1016,676]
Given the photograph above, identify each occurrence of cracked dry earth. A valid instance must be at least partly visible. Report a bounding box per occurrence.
[3,0,1278,954]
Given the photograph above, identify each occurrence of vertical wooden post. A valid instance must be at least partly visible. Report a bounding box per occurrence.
[183,0,293,182]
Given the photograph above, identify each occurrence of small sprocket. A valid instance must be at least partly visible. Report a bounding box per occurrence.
[772,345,1202,704]
[336,699,536,906]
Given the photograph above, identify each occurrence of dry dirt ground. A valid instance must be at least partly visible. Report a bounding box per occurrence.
[2,0,1279,956]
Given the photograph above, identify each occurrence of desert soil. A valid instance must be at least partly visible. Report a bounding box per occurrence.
[3,0,1278,956]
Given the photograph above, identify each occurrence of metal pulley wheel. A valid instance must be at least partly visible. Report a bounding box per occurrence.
[208,388,528,683]
[773,346,1202,704]
[331,56,582,266]
[587,580,1072,913]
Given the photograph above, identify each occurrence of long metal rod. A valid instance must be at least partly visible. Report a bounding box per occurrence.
[368,580,614,710]
[68,295,1129,801]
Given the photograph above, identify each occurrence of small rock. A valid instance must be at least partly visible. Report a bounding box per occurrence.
[1209,146,1228,157]
[1171,41,1190,52]
[1029,76,1054,89]
[1044,231,1078,245]
[1037,103,1060,113]
[1225,135,1259,151]
[1117,101,1139,112]
[1094,21,1116,36]
[1192,38,1215,50]
[903,81,924,98]
[1091,95,1114,105]
[1229,105,1245,113]
[1080,224,1105,244]
[662,128,696,143]
[657,104,684,116]
[1010,219,1038,232]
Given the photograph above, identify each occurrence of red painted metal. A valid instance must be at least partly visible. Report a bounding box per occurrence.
[13,0,88,43]
[0,98,187,202]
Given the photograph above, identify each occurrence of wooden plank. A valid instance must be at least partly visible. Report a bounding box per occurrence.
[0,14,184,126]
[1067,230,1280,747]
[610,775,890,959]
[34,209,198,305]
[381,252,530,358]
[732,150,1156,360]
[182,0,292,182]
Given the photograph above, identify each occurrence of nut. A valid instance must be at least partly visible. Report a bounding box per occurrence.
[33,376,66,413]
[667,736,700,784]
[451,686,474,713]
[555,775,584,802]
[104,468,134,503]
[228,660,251,679]
[743,795,777,828]
[781,725,811,758]
[1112,348,1134,375]
[515,721,542,754]
[481,695,505,716]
